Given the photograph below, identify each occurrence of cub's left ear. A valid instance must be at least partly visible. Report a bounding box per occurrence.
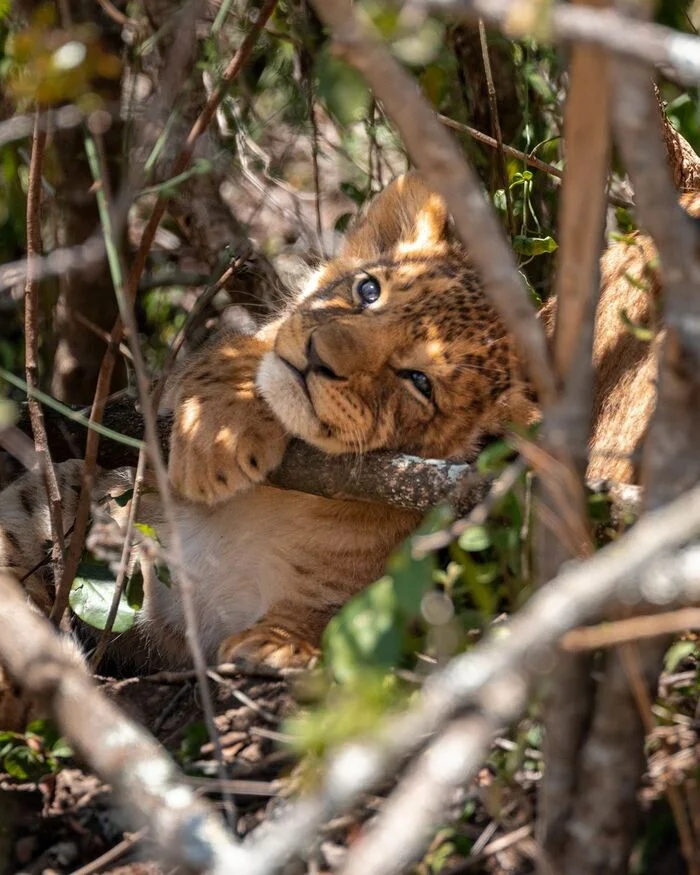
[341,172,450,260]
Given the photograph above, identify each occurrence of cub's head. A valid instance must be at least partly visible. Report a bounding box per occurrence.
[258,174,536,460]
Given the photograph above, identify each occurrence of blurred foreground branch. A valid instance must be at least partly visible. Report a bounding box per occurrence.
[0,571,245,874]
[3,498,700,875]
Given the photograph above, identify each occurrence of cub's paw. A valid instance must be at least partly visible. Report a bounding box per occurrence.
[218,625,319,670]
[169,401,288,505]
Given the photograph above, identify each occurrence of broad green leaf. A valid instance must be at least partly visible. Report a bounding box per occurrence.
[4,745,44,780]
[664,640,698,673]
[69,560,136,633]
[324,577,401,683]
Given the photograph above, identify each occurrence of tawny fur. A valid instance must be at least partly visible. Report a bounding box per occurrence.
[0,174,686,722]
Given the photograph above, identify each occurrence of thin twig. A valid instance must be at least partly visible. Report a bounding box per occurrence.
[69,828,148,875]
[84,131,237,828]
[477,19,514,236]
[562,608,700,650]
[24,111,66,592]
[535,0,613,861]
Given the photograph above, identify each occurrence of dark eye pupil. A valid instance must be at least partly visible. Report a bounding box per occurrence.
[358,277,380,305]
[402,370,432,400]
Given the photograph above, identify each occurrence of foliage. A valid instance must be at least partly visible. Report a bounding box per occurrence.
[0,719,73,781]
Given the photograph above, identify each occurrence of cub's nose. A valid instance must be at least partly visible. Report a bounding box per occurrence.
[306,335,341,380]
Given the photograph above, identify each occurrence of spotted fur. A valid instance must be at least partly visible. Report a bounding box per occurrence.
[0,174,678,706]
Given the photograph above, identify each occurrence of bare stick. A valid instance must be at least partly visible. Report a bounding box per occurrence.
[535,0,613,862]
[553,2,700,871]
[310,0,557,407]
[84,132,236,828]
[414,0,700,87]
[477,19,514,236]
[23,111,66,589]
[561,608,700,650]
[0,571,245,874]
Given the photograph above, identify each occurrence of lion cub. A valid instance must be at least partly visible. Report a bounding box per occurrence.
[0,174,671,679]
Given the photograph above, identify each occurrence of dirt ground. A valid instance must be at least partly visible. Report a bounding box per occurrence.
[1,654,698,875]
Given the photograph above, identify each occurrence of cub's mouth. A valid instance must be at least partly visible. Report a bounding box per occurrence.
[256,351,339,452]
[278,356,311,402]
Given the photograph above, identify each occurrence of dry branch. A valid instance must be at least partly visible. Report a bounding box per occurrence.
[536,0,612,862]
[23,111,66,589]
[549,0,700,870]
[14,394,490,514]
[0,571,245,874]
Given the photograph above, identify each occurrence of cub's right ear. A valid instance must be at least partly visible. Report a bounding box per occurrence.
[341,172,449,261]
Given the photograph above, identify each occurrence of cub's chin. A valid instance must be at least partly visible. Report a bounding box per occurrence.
[256,352,347,454]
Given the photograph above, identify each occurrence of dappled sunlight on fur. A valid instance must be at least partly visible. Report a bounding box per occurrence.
[0,174,681,695]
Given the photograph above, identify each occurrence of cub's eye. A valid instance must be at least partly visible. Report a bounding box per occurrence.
[356,275,381,307]
[400,369,433,401]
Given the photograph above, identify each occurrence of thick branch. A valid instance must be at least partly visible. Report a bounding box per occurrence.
[14,395,489,514]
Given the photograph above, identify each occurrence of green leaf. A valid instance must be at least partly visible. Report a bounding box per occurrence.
[4,745,44,780]
[513,235,558,256]
[334,212,353,233]
[69,560,136,633]
[458,525,491,553]
[178,721,209,765]
[50,739,73,759]
[476,439,515,474]
[664,640,698,673]
[323,577,402,684]
[315,49,370,126]
[126,567,145,610]
[135,522,158,540]
[340,181,365,205]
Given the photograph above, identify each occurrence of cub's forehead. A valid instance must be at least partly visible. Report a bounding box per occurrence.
[304,251,481,305]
